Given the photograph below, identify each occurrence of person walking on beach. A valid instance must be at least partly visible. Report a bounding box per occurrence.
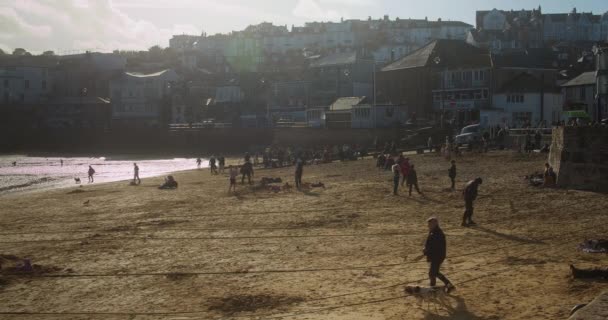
[209,156,218,174]
[462,177,482,227]
[407,164,421,196]
[88,165,95,183]
[448,160,456,191]
[391,158,401,196]
[241,160,254,185]
[400,156,411,187]
[218,156,226,173]
[196,158,202,169]
[228,165,238,193]
[60,159,63,167]
[295,158,304,189]
[133,163,141,185]
[423,217,455,292]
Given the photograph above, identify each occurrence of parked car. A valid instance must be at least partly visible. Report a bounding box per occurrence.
[455,124,481,146]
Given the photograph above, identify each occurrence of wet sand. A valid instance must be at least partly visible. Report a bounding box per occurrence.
[0,151,606,320]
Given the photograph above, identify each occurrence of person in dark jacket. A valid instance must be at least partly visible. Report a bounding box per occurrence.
[406,164,421,196]
[423,217,454,292]
[462,177,482,226]
[241,160,254,185]
[448,160,456,191]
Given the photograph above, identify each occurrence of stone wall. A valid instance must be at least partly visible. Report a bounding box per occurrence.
[549,126,608,192]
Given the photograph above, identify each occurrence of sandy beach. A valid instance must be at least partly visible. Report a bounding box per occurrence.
[0,151,606,320]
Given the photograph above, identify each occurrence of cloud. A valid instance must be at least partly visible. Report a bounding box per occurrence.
[0,0,199,53]
[292,0,345,21]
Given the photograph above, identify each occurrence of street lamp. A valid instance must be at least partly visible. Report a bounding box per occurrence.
[434,56,445,129]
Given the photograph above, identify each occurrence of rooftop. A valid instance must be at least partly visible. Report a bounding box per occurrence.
[561,71,596,87]
[309,52,358,68]
[381,39,490,72]
[329,96,367,111]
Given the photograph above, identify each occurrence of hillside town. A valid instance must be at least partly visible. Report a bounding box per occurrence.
[1,7,608,132]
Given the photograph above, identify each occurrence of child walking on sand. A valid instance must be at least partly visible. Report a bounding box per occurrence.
[229,165,238,193]
[448,160,456,191]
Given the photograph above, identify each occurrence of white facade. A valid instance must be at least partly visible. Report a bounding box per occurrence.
[110,69,178,126]
[215,86,243,103]
[493,92,563,127]
[0,65,52,105]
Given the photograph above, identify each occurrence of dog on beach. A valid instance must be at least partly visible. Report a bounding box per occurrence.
[404,285,450,309]
[74,178,81,184]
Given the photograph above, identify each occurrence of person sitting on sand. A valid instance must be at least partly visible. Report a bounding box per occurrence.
[228,165,238,193]
[406,164,421,196]
[88,165,95,183]
[543,163,556,187]
[159,175,178,189]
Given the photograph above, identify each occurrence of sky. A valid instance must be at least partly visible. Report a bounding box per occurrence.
[0,0,607,54]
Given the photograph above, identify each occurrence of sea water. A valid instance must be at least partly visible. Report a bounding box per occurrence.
[0,155,207,196]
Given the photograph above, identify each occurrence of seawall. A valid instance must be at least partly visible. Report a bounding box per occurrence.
[549,126,608,192]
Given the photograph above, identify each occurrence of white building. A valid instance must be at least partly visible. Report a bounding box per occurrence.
[351,104,408,128]
[110,69,179,127]
[0,56,54,105]
[492,73,563,127]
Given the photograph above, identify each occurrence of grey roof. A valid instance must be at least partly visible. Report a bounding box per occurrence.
[381,39,490,72]
[561,71,596,87]
[309,52,357,68]
[329,96,366,111]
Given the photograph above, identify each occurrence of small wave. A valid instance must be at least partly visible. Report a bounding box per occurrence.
[0,177,57,193]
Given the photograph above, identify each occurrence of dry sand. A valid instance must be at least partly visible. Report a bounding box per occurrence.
[0,151,606,320]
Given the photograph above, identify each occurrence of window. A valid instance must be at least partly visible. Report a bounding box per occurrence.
[24,80,30,89]
[507,94,524,103]
[20,93,24,102]
[385,107,394,118]
[3,79,8,88]
[580,87,586,100]
[42,80,47,90]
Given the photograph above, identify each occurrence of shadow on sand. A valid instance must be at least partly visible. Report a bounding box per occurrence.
[423,295,496,320]
[472,226,545,245]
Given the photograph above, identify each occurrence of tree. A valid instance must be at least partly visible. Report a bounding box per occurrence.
[0,48,4,55]
[12,48,29,56]
[42,50,55,56]
[148,45,163,61]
